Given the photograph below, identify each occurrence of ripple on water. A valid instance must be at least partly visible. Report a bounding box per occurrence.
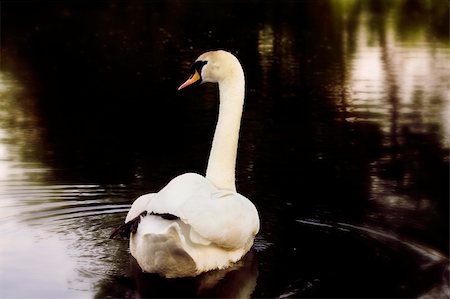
[0,183,131,217]
[0,181,137,297]
[296,219,448,261]
[291,219,449,298]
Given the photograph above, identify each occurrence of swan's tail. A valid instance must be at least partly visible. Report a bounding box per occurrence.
[109,211,179,239]
[130,215,198,277]
[109,211,147,239]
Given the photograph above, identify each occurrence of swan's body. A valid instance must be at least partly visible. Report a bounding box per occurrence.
[111,50,260,278]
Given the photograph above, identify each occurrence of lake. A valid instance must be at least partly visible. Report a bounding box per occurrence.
[1,0,449,298]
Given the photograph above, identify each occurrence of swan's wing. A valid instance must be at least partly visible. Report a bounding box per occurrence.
[147,173,208,215]
[129,173,259,249]
[125,193,155,222]
[179,190,260,250]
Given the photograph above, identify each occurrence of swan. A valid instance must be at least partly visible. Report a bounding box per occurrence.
[110,50,260,278]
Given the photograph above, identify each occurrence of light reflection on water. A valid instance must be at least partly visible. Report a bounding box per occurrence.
[1,1,449,298]
[338,3,450,250]
[0,183,133,298]
[0,72,120,297]
[348,13,450,145]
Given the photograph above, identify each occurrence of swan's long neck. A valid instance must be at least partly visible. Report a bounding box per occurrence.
[206,70,245,192]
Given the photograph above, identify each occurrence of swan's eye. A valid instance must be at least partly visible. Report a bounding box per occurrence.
[190,60,208,75]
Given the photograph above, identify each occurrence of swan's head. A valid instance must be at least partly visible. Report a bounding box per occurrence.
[178,50,243,90]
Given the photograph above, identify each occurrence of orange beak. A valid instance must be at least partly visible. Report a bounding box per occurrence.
[178,70,201,90]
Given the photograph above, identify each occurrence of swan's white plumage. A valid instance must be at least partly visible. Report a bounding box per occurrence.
[127,173,259,277]
[122,50,260,278]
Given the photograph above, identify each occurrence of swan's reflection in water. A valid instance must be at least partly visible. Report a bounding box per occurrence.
[96,250,258,298]
[193,251,258,298]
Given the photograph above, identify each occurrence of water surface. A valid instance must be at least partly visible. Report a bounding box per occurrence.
[1,1,449,298]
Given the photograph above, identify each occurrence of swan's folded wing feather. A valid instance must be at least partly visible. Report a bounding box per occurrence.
[178,190,260,250]
[126,193,155,223]
[146,173,207,215]
[189,227,212,246]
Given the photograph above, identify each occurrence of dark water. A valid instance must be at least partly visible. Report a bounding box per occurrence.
[1,1,449,298]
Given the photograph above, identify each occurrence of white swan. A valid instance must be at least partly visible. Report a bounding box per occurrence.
[110,50,260,278]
